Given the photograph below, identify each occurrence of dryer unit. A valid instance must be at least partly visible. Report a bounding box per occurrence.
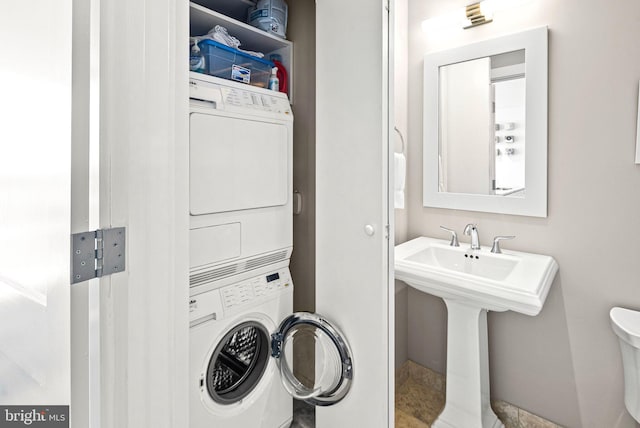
[188,73,294,287]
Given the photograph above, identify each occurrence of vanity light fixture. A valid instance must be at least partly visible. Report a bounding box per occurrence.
[420,1,493,32]
[422,0,534,33]
[464,2,493,29]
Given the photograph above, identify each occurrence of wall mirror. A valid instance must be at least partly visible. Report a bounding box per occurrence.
[423,26,548,217]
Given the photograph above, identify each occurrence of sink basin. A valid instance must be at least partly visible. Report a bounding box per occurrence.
[395,236,558,316]
[395,236,559,428]
[405,246,517,281]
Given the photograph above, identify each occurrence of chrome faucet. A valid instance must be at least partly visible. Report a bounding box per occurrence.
[491,235,515,254]
[464,224,481,250]
[439,225,459,247]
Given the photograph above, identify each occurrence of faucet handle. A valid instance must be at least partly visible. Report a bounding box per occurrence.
[491,235,515,254]
[439,226,459,247]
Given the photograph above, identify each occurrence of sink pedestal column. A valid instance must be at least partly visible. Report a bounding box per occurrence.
[432,299,504,428]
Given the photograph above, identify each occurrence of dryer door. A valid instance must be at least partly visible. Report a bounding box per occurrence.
[271,312,353,406]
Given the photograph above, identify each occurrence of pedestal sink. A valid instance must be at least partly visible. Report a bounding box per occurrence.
[395,237,558,428]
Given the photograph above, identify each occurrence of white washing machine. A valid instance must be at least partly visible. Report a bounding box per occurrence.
[189,263,354,428]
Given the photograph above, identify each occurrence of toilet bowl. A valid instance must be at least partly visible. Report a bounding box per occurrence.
[610,307,640,424]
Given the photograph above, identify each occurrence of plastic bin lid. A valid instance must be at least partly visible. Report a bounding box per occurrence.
[197,39,275,66]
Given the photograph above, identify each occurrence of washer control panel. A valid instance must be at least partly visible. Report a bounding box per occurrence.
[220,268,292,309]
[189,268,292,324]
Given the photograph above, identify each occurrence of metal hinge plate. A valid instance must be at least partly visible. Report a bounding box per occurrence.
[71,227,126,284]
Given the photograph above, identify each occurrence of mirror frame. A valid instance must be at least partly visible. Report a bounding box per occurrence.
[423,26,548,217]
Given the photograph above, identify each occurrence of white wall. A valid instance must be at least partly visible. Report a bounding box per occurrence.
[395,0,410,370]
[0,0,72,406]
[405,0,640,426]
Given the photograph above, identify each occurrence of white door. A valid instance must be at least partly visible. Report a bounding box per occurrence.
[98,1,190,427]
[0,0,74,423]
[1,1,189,427]
[316,0,394,427]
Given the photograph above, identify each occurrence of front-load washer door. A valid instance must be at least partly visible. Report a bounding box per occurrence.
[271,312,353,406]
[205,321,270,405]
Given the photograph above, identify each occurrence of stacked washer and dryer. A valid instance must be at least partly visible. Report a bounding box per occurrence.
[188,72,354,428]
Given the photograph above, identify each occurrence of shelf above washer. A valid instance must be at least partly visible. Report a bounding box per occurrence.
[191,0,255,22]
[189,1,294,102]
[190,2,291,55]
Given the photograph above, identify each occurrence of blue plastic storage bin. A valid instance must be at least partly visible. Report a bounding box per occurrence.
[197,39,274,88]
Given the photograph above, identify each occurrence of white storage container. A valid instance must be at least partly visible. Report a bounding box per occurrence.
[247,0,288,39]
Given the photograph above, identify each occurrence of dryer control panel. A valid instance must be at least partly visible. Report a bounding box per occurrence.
[189,73,292,118]
[189,268,292,324]
[220,87,292,115]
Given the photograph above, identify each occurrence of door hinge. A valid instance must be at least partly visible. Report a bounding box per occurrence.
[71,227,126,284]
[270,332,283,358]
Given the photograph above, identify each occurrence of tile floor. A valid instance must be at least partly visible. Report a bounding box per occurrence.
[395,360,563,428]
[395,376,443,427]
[290,399,315,428]
[290,360,562,428]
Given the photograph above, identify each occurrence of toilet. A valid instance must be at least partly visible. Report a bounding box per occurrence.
[610,307,640,423]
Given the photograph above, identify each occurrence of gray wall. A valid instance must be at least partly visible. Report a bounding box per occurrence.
[404,0,640,427]
[288,0,316,385]
[288,0,316,314]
